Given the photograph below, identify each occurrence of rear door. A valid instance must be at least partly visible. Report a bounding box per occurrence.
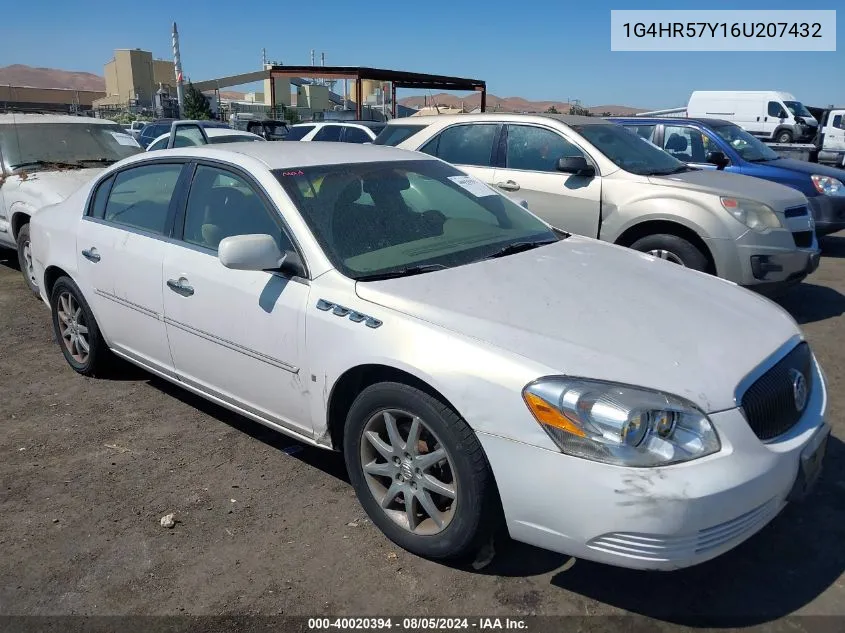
[493,123,602,238]
[417,122,500,186]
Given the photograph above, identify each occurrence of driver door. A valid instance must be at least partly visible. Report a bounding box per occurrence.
[492,124,602,238]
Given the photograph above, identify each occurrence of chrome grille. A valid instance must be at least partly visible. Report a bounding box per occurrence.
[740,342,813,441]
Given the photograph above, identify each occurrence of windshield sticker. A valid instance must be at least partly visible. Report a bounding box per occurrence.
[110,132,140,147]
[448,175,497,197]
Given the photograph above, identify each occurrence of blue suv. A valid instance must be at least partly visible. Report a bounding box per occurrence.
[611,117,845,236]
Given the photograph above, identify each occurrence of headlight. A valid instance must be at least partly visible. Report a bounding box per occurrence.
[720,197,783,232]
[811,175,845,197]
[523,378,720,467]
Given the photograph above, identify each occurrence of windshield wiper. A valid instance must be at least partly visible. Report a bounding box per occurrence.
[482,239,558,260]
[649,165,690,176]
[355,264,448,281]
[76,158,119,165]
[10,160,83,170]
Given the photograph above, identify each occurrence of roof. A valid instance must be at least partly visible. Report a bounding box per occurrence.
[610,116,735,127]
[385,113,607,127]
[0,113,118,125]
[265,65,485,92]
[292,120,385,128]
[147,128,265,148]
[131,141,430,170]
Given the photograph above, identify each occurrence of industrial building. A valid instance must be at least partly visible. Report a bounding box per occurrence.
[0,85,105,113]
[93,48,175,109]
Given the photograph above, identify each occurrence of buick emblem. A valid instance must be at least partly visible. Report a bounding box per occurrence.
[789,369,808,413]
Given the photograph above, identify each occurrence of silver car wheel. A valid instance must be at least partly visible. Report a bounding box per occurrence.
[360,408,457,535]
[22,240,38,289]
[648,249,685,266]
[57,291,90,364]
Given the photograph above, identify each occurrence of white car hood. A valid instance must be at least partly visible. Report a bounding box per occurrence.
[4,168,102,209]
[355,236,801,413]
[648,169,808,210]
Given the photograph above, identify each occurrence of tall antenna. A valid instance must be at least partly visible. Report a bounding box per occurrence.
[310,49,315,66]
[172,22,185,116]
[262,48,267,66]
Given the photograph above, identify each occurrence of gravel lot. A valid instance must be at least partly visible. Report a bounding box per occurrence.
[1,236,844,629]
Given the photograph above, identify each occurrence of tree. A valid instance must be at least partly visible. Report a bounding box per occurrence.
[183,81,212,120]
[545,105,560,114]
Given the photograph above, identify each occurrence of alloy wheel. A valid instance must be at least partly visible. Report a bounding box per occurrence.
[360,409,457,535]
[648,249,685,266]
[22,240,38,289]
[57,292,90,364]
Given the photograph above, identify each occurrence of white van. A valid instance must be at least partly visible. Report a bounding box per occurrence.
[687,91,818,144]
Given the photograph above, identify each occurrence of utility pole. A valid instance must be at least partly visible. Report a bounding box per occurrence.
[172,22,185,116]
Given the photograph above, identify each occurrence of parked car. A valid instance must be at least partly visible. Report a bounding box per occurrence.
[30,142,828,570]
[386,113,820,293]
[230,115,290,141]
[137,119,229,148]
[146,126,265,151]
[124,120,148,140]
[687,91,818,144]
[0,113,142,294]
[612,117,845,236]
[286,121,386,143]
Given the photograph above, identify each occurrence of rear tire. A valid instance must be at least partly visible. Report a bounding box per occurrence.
[16,224,39,297]
[775,130,793,144]
[343,382,500,561]
[50,276,112,377]
[630,233,709,272]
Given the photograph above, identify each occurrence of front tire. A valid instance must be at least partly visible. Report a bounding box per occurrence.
[50,276,112,376]
[343,382,500,560]
[16,224,39,297]
[630,233,709,272]
[775,130,793,144]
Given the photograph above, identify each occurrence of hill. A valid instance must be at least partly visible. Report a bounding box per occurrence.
[0,64,105,91]
[398,93,646,116]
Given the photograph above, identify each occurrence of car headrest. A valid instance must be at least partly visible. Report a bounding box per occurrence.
[665,134,688,152]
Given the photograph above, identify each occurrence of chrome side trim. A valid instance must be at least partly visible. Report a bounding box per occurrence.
[733,334,804,407]
[110,346,178,380]
[165,317,299,374]
[95,289,162,321]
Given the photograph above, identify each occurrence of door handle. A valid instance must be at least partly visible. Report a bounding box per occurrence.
[81,248,101,263]
[167,277,194,297]
[496,180,521,192]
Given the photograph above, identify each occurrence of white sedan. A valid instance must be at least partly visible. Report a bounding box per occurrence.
[29,142,828,569]
[146,127,265,151]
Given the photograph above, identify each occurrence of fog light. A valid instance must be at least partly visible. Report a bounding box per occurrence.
[750,255,784,280]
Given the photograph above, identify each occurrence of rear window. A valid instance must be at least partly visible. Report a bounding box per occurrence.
[373,123,429,146]
[285,125,315,141]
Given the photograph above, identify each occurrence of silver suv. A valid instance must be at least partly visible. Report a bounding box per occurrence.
[383,114,820,293]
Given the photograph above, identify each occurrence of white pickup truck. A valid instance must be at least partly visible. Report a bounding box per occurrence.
[0,113,142,294]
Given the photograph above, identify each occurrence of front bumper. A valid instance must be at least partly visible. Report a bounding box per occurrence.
[479,362,827,571]
[808,195,845,236]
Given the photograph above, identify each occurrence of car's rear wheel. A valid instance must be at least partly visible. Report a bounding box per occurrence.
[343,382,499,560]
[50,276,111,376]
[16,224,39,297]
[630,233,709,272]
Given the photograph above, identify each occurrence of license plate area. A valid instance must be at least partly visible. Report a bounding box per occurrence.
[787,426,829,502]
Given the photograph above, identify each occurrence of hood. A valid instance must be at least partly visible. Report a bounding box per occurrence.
[756,158,845,180]
[7,168,102,208]
[648,169,808,210]
[355,237,801,413]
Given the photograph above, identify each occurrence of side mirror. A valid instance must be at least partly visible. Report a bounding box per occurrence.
[219,234,287,272]
[557,156,595,177]
[705,150,729,170]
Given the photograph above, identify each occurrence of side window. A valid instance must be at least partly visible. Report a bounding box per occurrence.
[422,124,498,167]
[182,165,293,253]
[312,125,343,142]
[343,127,372,144]
[505,125,584,172]
[173,125,207,147]
[89,175,114,219]
[285,125,315,141]
[146,137,169,152]
[103,163,183,235]
[768,101,785,118]
[662,125,709,163]
[833,115,843,129]
[623,124,656,143]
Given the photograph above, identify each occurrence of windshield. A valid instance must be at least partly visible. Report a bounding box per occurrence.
[264,122,289,137]
[572,123,685,176]
[0,122,142,171]
[373,123,429,146]
[711,124,779,162]
[784,101,813,118]
[275,159,557,280]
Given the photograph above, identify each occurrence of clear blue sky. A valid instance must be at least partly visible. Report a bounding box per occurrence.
[1,0,842,108]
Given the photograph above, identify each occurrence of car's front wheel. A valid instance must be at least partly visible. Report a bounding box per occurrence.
[50,276,111,376]
[16,224,39,297]
[630,233,709,272]
[344,382,500,560]
[776,130,793,144]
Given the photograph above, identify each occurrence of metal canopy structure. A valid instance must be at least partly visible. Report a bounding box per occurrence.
[193,65,487,119]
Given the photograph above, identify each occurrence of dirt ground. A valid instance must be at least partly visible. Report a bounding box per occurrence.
[1,235,845,630]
